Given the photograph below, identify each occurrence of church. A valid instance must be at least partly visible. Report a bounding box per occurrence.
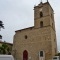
[12,1,57,60]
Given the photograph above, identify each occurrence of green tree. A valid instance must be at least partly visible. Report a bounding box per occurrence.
[0,42,11,55]
[0,20,4,31]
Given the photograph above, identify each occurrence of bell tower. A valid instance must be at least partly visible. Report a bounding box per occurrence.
[34,2,55,30]
[34,1,57,58]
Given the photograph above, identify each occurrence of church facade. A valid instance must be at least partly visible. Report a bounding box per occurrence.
[12,1,57,60]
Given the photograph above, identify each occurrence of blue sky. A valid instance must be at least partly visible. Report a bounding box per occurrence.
[0,0,60,51]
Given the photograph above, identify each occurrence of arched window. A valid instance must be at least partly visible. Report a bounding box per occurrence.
[40,12,43,18]
[23,50,28,60]
[40,51,43,57]
[40,21,43,27]
[39,51,44,57]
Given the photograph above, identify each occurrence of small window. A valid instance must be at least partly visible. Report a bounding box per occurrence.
[40,51,43,57]
[52,23,54,30]
[40,21,43,27]
[25,35,27,39]
[51,14,53,19]
[40,12,43,18]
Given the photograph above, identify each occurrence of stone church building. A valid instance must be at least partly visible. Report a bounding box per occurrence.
[12,1,57,60]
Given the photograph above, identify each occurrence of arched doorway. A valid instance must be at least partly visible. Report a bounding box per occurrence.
[23,50,28,60]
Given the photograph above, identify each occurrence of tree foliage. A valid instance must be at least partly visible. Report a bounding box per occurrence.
[0,20,4,30]
[0,42,11,55]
